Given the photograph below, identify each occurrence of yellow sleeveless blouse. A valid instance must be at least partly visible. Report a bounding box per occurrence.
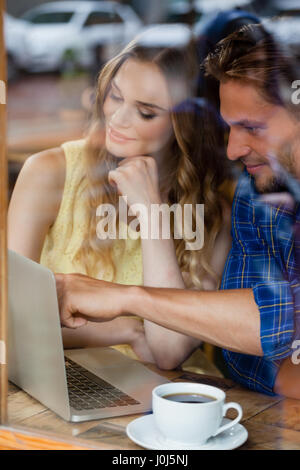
[40,140,143,359]
[40,140,143,284]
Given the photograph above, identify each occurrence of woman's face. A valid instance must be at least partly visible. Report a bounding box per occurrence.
[103,58,174,158]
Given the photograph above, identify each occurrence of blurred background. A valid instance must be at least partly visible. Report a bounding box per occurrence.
[4,0,300,196]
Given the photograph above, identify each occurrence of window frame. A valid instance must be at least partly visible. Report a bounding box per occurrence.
[0,0,8,426]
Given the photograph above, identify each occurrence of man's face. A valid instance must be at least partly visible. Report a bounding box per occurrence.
[220,80,300,192]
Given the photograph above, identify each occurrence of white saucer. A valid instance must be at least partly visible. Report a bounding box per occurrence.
[126,414,248,450]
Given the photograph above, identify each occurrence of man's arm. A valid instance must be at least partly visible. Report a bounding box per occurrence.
[56,273,262,356]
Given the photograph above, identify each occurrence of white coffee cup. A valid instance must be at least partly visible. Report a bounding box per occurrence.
[152,382,242,446]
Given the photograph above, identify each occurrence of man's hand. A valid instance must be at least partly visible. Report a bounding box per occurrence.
[55,273,131,328]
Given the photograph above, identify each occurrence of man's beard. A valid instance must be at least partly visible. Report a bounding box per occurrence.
[254,142,297,194]
[253,175,288,195]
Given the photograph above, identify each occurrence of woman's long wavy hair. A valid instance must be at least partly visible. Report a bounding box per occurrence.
[78,40,229,288]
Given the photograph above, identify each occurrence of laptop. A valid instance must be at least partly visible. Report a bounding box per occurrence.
[7,249,169,422]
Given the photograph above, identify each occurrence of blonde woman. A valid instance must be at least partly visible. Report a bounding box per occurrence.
[8,40,232,370]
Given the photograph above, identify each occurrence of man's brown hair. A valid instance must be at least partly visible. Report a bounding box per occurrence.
[204,23,300,112]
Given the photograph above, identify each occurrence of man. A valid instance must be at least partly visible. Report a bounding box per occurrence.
[56,24,300,398]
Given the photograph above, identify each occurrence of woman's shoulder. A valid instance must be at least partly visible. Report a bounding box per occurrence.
[9,147,67,241]
[24,139,86,178]
[22,138,87,185]
[23,146,66,190]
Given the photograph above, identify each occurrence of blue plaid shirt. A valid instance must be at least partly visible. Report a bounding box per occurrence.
[221,171,300,395]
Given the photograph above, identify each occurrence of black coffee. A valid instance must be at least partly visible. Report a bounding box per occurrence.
[163,392,216,404]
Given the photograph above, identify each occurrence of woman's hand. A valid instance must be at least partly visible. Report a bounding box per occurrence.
[108,156,162,217]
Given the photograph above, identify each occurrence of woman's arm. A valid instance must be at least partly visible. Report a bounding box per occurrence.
[108,156,199,367]
[142,203,232,369]
[62,317,155,362]
[8,148,66,260]
[142,235,200,369]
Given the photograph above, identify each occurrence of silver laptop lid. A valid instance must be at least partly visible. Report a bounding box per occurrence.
[8,249,70,421]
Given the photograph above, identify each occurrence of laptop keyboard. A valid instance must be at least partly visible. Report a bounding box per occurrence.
[65,357,140,411]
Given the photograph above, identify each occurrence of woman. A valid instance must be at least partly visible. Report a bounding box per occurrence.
[8,39,232,369]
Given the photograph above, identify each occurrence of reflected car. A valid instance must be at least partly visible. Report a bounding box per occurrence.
[4,13,28,81]
[14,1,142,73]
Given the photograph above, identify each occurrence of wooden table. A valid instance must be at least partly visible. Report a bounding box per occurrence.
[2,367,300,450]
